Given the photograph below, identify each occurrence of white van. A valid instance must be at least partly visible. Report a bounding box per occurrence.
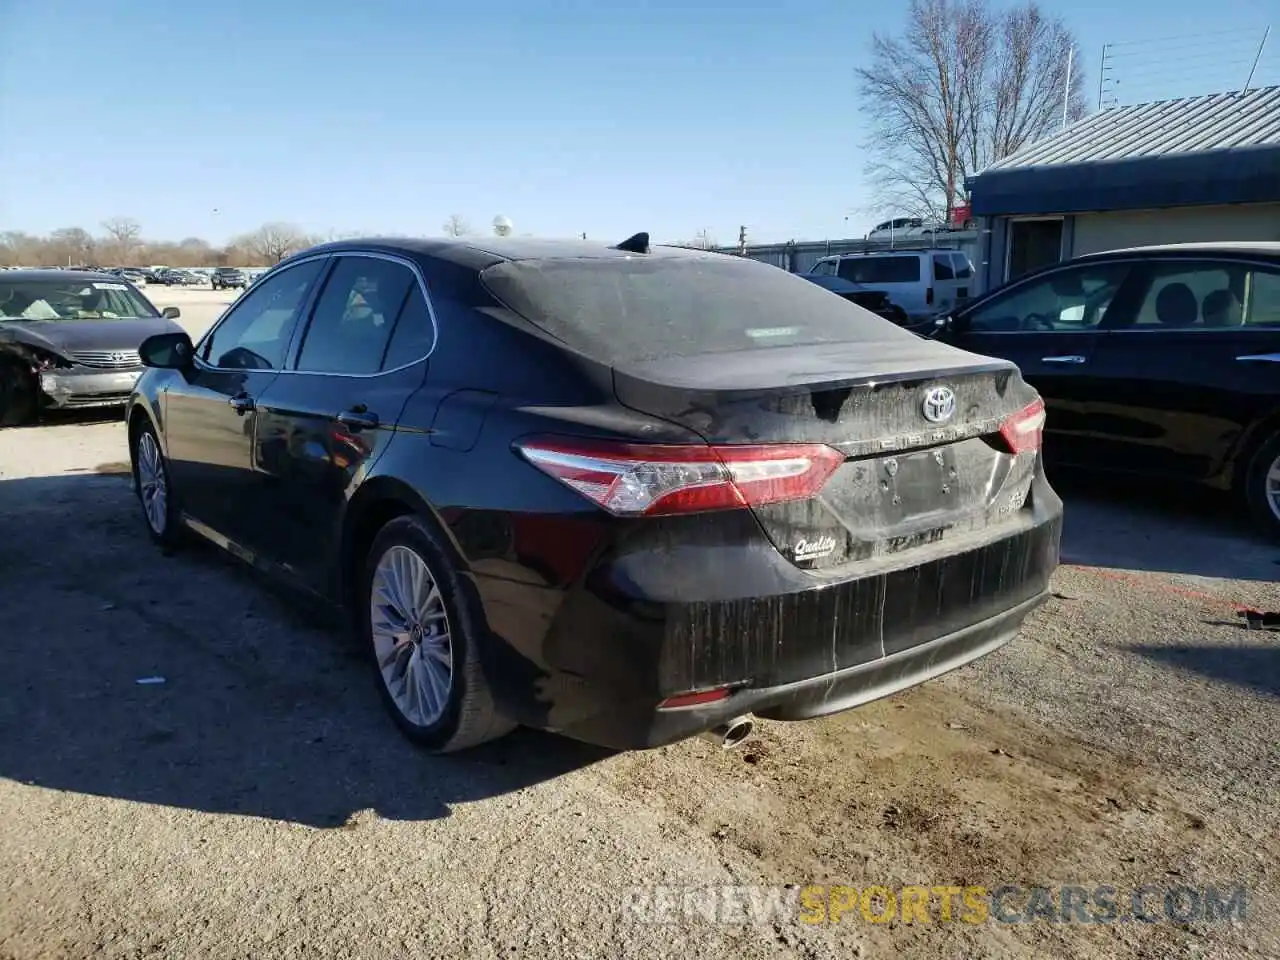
[808,250,975,322]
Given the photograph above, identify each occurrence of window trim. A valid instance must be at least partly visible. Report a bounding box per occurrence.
[1098,257,1267,333]
[957,253,1280,336]
[193,254,331,372]
[282,250,440,378]
[193,249,441,378]
[956,259,1134,336]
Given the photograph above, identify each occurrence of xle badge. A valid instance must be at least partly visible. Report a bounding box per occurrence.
[793,535,837,562]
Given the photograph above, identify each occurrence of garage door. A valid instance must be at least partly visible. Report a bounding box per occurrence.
[1073,203,1280,256]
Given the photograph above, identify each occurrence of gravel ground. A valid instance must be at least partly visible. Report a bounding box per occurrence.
[1,289,1277,959]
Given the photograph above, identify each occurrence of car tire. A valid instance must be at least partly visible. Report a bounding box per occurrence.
[1243,433,1280,542]
[360,514,514,752]
[0,358,37,427]
[131,420,183,549]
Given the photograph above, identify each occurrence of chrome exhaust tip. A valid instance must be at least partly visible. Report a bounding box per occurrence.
[699,715,754,749]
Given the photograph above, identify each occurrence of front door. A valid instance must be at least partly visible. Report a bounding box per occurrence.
[164,258,326,548]
[1085,258,1280,482]
[252,253,436,593]
[943,259,1139,469]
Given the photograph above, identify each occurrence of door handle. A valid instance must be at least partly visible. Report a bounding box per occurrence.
[1236,353,1280,363]
[336,406,379,430]
[1041,355,1087,364]
[228,392,255,414]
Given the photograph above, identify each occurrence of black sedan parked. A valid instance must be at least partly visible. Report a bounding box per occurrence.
[934,242,1280,539]
[126,235,1062,753]
[0,270,183,424]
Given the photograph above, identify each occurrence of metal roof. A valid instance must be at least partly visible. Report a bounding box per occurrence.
[987,86,1280,170]
[970,86,1280,216]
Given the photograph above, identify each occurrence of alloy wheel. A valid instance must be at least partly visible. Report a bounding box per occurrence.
[1266,452,1280,523]
[136,432,168,535]
[369,545,454,728]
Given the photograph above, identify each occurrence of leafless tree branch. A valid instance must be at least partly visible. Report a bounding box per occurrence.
[857,0,1085,220]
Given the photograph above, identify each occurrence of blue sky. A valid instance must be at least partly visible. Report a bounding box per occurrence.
[0,0,1276,245]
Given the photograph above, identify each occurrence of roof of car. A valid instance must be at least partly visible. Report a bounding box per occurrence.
[819,248,967,260]
[0,268,123,282]
[289,235,736,271]
[1077,241,1280,260]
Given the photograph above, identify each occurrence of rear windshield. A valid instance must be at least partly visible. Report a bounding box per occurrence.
[480,255,900,363]
[836,256,921,284]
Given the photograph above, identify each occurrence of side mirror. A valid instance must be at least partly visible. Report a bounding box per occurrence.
[161,306,181,320]
[139,331,194,369]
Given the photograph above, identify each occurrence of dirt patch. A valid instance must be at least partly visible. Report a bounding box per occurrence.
[599,682,1272,958]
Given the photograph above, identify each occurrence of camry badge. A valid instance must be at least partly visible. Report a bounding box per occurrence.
[922,386,957,424]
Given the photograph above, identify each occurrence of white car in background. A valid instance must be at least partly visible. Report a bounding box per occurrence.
[809,249,976,323]
[866,217,952,241]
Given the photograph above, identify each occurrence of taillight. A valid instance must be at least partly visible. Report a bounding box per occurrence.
[514,437,845,517]
[926,286,935,305]
[999,398,1046,454]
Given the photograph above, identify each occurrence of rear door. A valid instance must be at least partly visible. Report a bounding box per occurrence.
[943,258,1139,469]
[1084,258,1280,482]
[164,257,326,544]
[251,252,435,592]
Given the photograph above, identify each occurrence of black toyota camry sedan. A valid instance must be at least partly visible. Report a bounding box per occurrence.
[0,270,183,425]
[125,234,1062,753]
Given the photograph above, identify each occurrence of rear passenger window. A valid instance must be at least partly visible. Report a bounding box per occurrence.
[952,254,973,279]
[933,256,955,281]
[296,256,415,374]
[837,256,921,284]
[1246,270,1280,326]
[1131,262,1246,330]
[381,285,434,369]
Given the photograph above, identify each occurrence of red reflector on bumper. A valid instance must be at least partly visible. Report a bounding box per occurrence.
[657,687,732,709]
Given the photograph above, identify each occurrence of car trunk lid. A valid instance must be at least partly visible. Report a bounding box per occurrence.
[612,338,1041,570]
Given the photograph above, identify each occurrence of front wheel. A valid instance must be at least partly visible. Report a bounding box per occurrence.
[360,514,514,752]
[1244,434,1280,542]
[132,421,183,548]
[0,359,37,427]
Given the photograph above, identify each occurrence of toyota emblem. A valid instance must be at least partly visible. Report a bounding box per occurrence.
[922,386,957,424]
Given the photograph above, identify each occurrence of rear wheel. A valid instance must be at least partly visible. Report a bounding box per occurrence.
[1244,434,1280,542]
[0,358,37,427]
[361,514,513,752]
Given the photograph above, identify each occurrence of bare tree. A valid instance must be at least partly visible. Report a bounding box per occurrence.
[100,216,142,263]
[857,0,1084,220]
[46,227,96,266]
[236,222,311,264]
[441,214,471,237]
[0,231,41,266]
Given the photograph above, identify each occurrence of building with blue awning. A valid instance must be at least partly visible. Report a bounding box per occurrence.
[967,86,1280,293]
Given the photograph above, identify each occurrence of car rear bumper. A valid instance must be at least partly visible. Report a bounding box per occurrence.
[565,589,1047,749]
[39,367,143,409]
[475,465,1063,750]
